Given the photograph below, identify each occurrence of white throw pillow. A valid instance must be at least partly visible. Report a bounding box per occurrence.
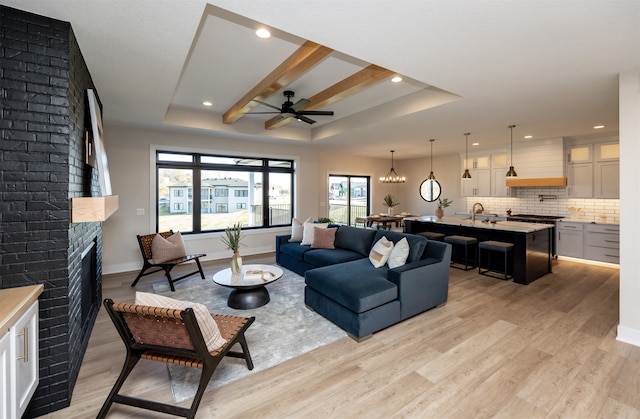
[301,222,328,246]
[388,237,410,268]
[369,236,394,268]
[289,217,312,242]
[151,232,187,263]
[134,292,227,352]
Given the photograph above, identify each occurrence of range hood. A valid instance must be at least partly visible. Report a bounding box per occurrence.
[506,177,567,187]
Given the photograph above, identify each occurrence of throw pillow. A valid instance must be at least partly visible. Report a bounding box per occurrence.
[311,227,337,249]
[388,237,410,269]
[135,292,227,352]
[301,222,328,246]
[369,236,394,268]
[289,217,312,242]
[151,232,187,263]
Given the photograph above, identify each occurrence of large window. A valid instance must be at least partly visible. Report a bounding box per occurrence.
[157,152,294,233]
[328,175,370,225]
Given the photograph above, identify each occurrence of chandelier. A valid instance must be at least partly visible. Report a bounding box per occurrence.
[380,150,405,183]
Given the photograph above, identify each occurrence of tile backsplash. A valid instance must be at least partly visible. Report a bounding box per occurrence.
[465,187,619,223]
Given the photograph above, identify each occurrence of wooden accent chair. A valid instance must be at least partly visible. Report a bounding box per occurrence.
[98,298,255,419]
[131,231,206,292]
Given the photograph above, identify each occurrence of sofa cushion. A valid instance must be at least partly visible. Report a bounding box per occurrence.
[279,242,312,260]
[388,237,410,269]
[369,236,394,268]
[311,227,337,249]
[373,230,427,263]
[334,225,377,256]
[303,248,364,267]
[301,222,328,245]
[289,216,312,242]
[305,259,397,313]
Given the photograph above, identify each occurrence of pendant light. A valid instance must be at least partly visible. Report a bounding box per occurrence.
[428,139,436,179]
[506,124,518,177]
[380,150,406,183]
[462,133,472,179]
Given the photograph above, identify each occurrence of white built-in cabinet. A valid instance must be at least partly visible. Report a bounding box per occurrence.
[566,141,619,198]
[557,221,619,264]
[461,155,491,197]
[491,153,510,197]
[0,286,42,419]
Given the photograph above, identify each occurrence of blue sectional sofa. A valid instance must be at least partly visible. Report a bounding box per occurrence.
[275,226,452,340]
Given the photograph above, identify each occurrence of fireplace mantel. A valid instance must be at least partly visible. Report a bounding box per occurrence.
[70,195,119,223]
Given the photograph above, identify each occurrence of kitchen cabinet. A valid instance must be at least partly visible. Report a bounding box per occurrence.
[0,285,42,419]
[584,223,619,264]
[594,142,620,198]
[462,169,490,197]
[567,162,593,197]
[557,221,584,258]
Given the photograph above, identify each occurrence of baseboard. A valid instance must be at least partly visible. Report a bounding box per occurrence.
[616,325,640,347]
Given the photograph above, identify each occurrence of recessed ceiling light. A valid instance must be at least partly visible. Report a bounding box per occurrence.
[472,142,479,146]
[524,135,533,139]
[255,28,271,39]
[202,101,212,107]
[391,76,403,83]
[594,125,605,129]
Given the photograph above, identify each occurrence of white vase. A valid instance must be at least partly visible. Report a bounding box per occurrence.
[387,207,392,216]
[231,252,242,275]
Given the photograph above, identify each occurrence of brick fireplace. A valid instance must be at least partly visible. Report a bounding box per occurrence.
[1,6,104,416]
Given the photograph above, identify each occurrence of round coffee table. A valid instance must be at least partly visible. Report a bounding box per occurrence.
[212,264,283,309]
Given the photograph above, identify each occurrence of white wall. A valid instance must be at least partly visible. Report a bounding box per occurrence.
[617,67,640,346]
[101,124,319,274]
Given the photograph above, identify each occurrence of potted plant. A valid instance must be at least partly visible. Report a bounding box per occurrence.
[221,222,244,274]
[383,194,400,216]
[436,198,452,219]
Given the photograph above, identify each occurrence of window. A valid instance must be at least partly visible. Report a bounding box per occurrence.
[157,151,294,233]
[328,175,370,226]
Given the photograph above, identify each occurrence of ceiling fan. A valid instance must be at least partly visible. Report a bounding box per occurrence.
[248,90,334,124]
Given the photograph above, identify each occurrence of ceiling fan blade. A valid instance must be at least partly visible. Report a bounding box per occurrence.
[252,99,282,111]
[297,110,334,116]
[245,111,281,114]
[295,114,316,124]
[290,98,310,111]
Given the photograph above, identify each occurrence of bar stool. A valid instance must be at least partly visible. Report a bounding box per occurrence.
[417,231,445,241]
[444,235,478,270]
[478,240,514,280]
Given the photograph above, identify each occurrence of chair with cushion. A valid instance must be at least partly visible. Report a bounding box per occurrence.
[98,298,255,419]
[131,230,206,291]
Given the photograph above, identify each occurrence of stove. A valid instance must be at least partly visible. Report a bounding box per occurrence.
[507,214,562,258]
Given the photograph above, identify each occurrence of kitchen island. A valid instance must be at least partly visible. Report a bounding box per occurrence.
[404,216,553,284]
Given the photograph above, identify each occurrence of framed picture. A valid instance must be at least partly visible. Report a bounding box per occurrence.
[87,89,112,196]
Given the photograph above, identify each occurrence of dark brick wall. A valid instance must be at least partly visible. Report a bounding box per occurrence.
[1,6,102,416]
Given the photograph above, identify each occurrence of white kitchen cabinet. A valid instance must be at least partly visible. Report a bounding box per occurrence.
[0,332,10,419]
[462,169,490,197]
[567,162,593,198]
[568,144,592,163]
[557,221,584,258]
[594,160,619,198]
[491,168,510,197]
[0,285,42,419]
[584,224,619,264]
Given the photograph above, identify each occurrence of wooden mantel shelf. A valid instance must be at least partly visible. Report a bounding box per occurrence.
[506,177,567,187]
[70,195,119,223]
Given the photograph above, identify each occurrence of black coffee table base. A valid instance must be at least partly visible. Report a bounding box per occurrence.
[227,286,270,309]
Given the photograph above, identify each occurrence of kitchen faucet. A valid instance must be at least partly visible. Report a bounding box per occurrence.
[472,202,485,223]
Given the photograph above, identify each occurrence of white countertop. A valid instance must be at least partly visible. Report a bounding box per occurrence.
[405,216,554,233]
[558,218,619,225]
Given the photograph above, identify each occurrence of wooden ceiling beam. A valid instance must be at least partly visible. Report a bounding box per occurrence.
[265,64,394,130]
[222,41,332,124]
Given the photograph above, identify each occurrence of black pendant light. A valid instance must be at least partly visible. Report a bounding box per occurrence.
[380,150,405,183]
[506,124,518,177]
[428,139,436,179]
[462,132,472,179]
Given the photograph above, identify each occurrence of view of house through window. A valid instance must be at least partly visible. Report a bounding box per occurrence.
[157,152,294,233]
[328,175,370,225]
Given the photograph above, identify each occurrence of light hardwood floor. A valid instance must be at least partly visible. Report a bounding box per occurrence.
[43,254,640,418]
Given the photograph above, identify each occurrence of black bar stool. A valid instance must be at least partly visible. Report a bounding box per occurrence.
[444,235,478,270]
[478,240,514,280]
[418,231,445,241]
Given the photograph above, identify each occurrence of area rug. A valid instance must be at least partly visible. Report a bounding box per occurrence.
[152,267,347,403]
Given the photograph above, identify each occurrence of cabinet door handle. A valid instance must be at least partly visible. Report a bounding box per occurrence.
[605,240,619,244]
[564,226,577,229]
[605,254,619,258]
[604,229,619,232]
[16,327,28,363]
